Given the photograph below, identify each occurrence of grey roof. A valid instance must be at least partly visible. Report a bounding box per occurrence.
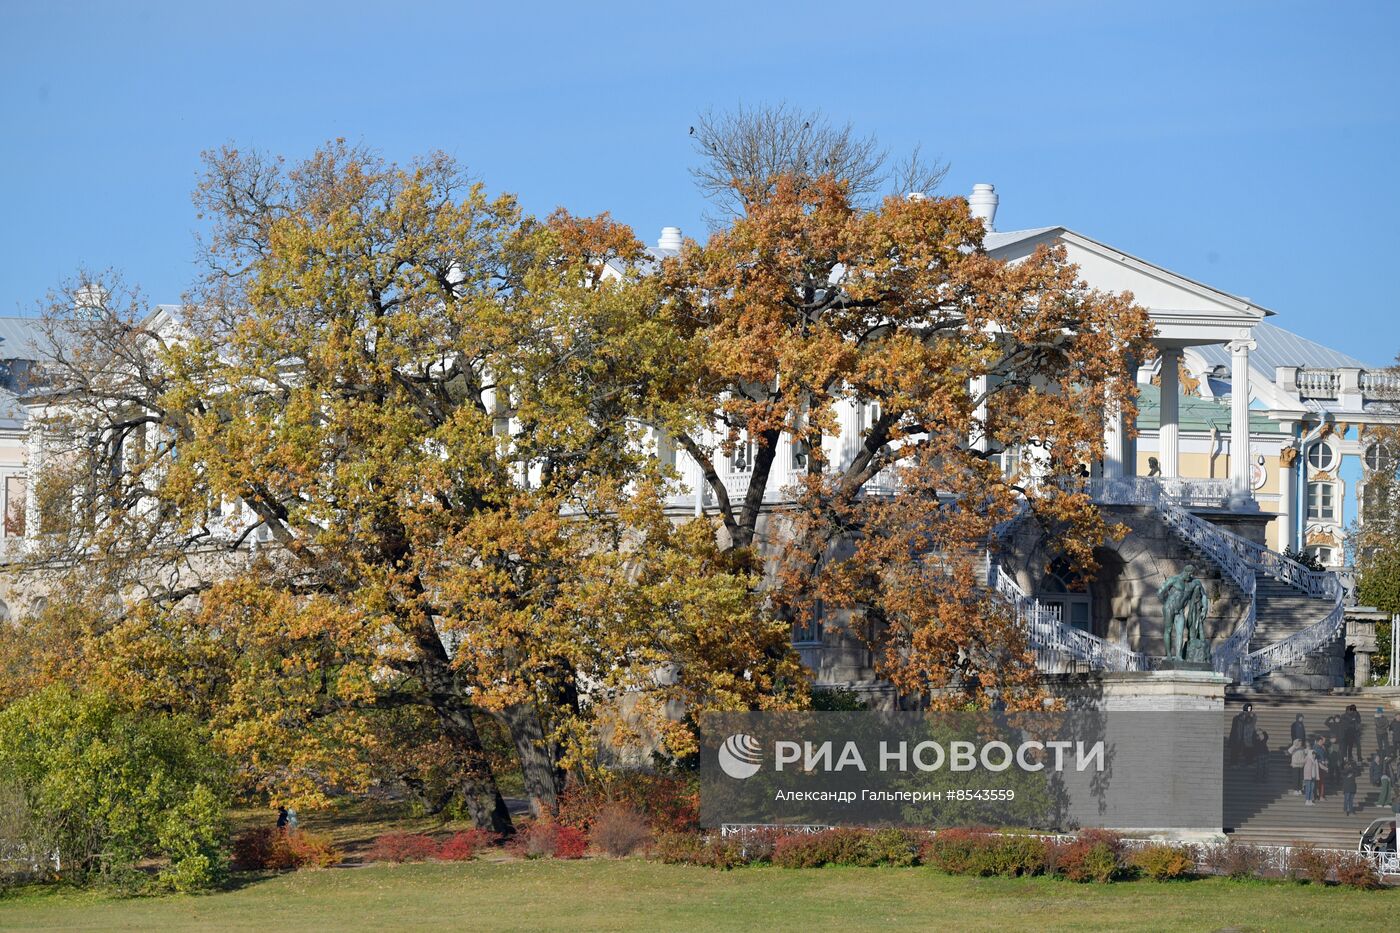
[0,317,46,361]
[982,227,1060,252]
[0,318,48,430]
[1194,321,1373,372]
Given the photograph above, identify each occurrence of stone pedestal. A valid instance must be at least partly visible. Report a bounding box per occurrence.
[1046,669,1230,711]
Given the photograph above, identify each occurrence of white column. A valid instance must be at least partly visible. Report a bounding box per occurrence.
[970,375,989,453]
[1158,347,1181,479]
[1229,338,1256,499]
[1277,430,1297,552]
[1102,376,1132,480]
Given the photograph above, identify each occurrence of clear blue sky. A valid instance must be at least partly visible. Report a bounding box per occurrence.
[3,1,1396,363]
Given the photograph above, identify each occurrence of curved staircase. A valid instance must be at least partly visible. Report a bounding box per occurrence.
[989,478,1346,687]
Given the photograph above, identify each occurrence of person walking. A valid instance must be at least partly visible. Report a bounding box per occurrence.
[1342,704,1362,762]
[1376,707,1390,756]
[1289,739,1307,795]
[1389,715,1400,756]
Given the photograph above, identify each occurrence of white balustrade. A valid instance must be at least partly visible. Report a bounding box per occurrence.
[1295,369,1340,399]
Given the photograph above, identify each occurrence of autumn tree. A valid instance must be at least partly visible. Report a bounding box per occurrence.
[662,111,1156,707]
[16,142,800,832]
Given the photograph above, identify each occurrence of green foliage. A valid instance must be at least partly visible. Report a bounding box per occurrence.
[810,688,868,711]
[0,686,229,890]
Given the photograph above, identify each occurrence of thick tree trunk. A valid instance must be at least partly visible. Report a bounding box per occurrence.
[499,701,565,817]
[437,703,514,834]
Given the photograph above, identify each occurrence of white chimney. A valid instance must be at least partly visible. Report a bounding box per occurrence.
[968,183,998,231]
[657,226,683,252]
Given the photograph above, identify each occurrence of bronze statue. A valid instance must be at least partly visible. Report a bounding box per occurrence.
[1159,564,1210,661]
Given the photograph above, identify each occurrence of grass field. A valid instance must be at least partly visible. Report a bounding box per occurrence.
[1,858,1395,932]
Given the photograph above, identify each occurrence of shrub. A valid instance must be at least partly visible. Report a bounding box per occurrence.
[772,828,920,868]
[1285,843,1333,884]
[652,832,746,869]
[922,827,994,875]
[556,772,699,835]
[1332,853,1381,890]
[436,829,493,862]
[1203,841,1269,880]
[271,831,341,870]
[0,687,230,889]
[516,821,587,859]
[976,834,1048,877]
[235,828,341,871]
[590,805,651,857]
[368,832,441,863]
[231,827,279,871]
[0,781,56,885]
[1054,830,1127,883]
[1130,843,1198,881]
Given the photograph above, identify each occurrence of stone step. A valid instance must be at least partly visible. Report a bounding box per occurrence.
[1222,693,1397,847]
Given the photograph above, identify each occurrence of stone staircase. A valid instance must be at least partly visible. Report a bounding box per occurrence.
[1223,692,1392,848]
[991,480,1346,685]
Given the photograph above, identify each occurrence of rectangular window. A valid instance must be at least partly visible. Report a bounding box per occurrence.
[793,599,823,644]
[1307,482,1335,520]
[4,475,24,537]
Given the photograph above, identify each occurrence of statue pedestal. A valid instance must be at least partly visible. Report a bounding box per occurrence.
[1158,659,1213,673]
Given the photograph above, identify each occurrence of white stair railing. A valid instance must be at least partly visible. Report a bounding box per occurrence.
[987,556,1154,673]
[1005,476,1345,683]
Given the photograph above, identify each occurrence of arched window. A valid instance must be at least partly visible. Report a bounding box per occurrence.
[1038,558,1091,632]
[1307,441,1336,471]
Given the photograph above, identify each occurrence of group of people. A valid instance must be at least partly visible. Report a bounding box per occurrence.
[1228,703,1400,816]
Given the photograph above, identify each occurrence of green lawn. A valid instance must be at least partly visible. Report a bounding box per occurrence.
[1,860,1395,932]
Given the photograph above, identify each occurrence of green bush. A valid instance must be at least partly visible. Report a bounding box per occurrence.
[0,686,229,890]
[1129,843,1198,881]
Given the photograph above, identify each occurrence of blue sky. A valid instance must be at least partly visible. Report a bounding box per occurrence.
[2,1,1396,363]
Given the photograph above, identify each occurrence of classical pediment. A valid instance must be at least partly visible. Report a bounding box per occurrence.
[984,227,1270,345]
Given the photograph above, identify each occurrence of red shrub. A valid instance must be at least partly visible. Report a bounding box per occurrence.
[516,821,588,859]
[368,832,441,863]
[589,805,651,857]
[232,827,341,871]
[557,773,700,834]
[1332,853,1381,890]
[269,830,341,870]
[231,827,279,871]
[436,829,494,862]
[1051,830,1127,883]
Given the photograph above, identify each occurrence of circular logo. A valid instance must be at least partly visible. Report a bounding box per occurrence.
[718,733,763,780]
